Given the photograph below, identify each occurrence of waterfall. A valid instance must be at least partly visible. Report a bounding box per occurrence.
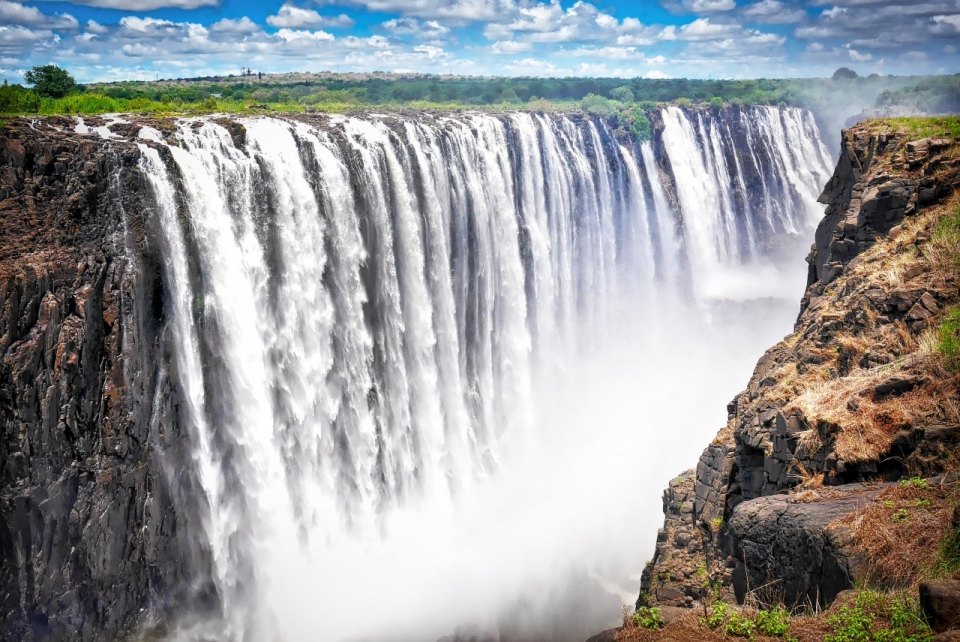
[136,106,833,640]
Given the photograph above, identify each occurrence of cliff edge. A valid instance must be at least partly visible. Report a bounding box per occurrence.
[638,118,960,611]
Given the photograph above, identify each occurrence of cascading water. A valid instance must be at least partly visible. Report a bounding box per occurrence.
[136,107,833,641]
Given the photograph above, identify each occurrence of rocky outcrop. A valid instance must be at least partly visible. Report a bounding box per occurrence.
[921,580,960,633]
[0,118,210,640]
[639,121,960,611]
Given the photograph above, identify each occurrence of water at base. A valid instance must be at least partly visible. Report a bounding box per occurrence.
[135,108,832,641]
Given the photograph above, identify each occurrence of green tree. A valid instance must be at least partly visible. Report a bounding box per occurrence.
[832,67,859,81]
[24,65,81,98]
[610,86,634,103]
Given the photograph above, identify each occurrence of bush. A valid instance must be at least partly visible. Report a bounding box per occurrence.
[675,97,693,108]
[825,590,933,642]
[756,606,791,637]
[632,606,664,630]
[581,93,615,118]
[725,611,756,638]
[610,86,634,103]
[702,602,730,629]
[709,96,724,110]
[24,65,81,98]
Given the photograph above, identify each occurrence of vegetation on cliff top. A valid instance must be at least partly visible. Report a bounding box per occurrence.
[0,64,948,125]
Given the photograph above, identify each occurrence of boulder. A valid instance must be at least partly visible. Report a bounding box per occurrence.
[921,580,960,633]
[933,632,960,642]
[584,628,619,642]
[724,486,885,607]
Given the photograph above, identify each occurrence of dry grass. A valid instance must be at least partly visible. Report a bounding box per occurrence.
[838,478,960,588]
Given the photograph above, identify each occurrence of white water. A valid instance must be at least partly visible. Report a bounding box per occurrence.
[137,107,833,641]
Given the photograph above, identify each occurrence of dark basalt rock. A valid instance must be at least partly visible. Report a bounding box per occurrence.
[0,118,212,641]
[921,580,960,633]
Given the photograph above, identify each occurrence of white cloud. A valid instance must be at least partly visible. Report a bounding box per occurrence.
[317,0,516,23]
[676,18,738,40]
[822,7,846,17]
[570,45,644,59]
[845,43,872,60]
[210,17,261,34]
[643,69,671,78]
[805,41,824,51]
[85,20,108,34]
[267,4,354,29]
[932,14,960,31]
[414,44,447,58]
[490,40,531,53]
[0,25,56,55]
[742,0,807,24]
[381,18,449,37]
[36,0,218,8]
[0,1,77,30]
[646,54,667,64]
[275,27,335,42]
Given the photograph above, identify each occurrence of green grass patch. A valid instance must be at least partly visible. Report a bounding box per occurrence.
[877,116,960,140]
[936,305,960,371]
[825,590,933,642]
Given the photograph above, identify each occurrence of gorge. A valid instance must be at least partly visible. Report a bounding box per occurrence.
[1,106,836,641]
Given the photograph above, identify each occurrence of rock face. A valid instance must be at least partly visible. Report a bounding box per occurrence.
[639,122,960,611]
[0,118,210,640]
[921,580,960,633]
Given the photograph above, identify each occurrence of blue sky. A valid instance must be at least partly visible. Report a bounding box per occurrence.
[0,0,958,83]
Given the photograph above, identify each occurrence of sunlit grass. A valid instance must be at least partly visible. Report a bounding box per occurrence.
[874,115,960,139]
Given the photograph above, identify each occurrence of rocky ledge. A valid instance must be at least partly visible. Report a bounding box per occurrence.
[638,121,960,612]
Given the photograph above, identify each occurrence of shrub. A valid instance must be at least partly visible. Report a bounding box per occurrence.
[725,611,756,638]
[825,590,933,642]
[610,86,634,103]
[709,96,724,110]
[702,602,730,629]
[632,606,664,630]
[581,93,615,118]
[755,606,791,637]
[675,97,693,108]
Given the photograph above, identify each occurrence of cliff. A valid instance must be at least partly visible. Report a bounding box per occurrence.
[0,117,210,640]
[638,119,960,611]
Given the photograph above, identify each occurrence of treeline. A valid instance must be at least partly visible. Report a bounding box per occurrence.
[875,74,960,115]
[83,74,921,108]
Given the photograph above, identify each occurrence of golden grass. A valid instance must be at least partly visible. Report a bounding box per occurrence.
[838,480,959,588]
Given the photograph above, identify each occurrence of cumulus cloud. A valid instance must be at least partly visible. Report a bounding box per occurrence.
[643,69,671,78]
[267,4,354,29]
[742,0,808,23]
[0,1,77,30]
[661,0,736,14]
[381,18,449,38]
[490,40,532,53]
[845,43,872,60]
[35,0,218,9]
[210,17,261,34]
[932,14,960,31]
[314,0,515,23]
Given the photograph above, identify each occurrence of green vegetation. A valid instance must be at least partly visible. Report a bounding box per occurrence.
[724,610,757,638]
[632,606,665,630]
[899,477,931,490]
[24,65,82,98]
[935,521,960,577]
[936,305,960,371]
[755,606,791,637]
[0,67,940,121]
[824,591,932,642]
[700,603,792,638]
[876,74,960,116]
[874,116,960,140]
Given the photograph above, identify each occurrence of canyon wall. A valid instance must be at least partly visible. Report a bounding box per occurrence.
[0,106,831,640]
[639,123,960,610]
